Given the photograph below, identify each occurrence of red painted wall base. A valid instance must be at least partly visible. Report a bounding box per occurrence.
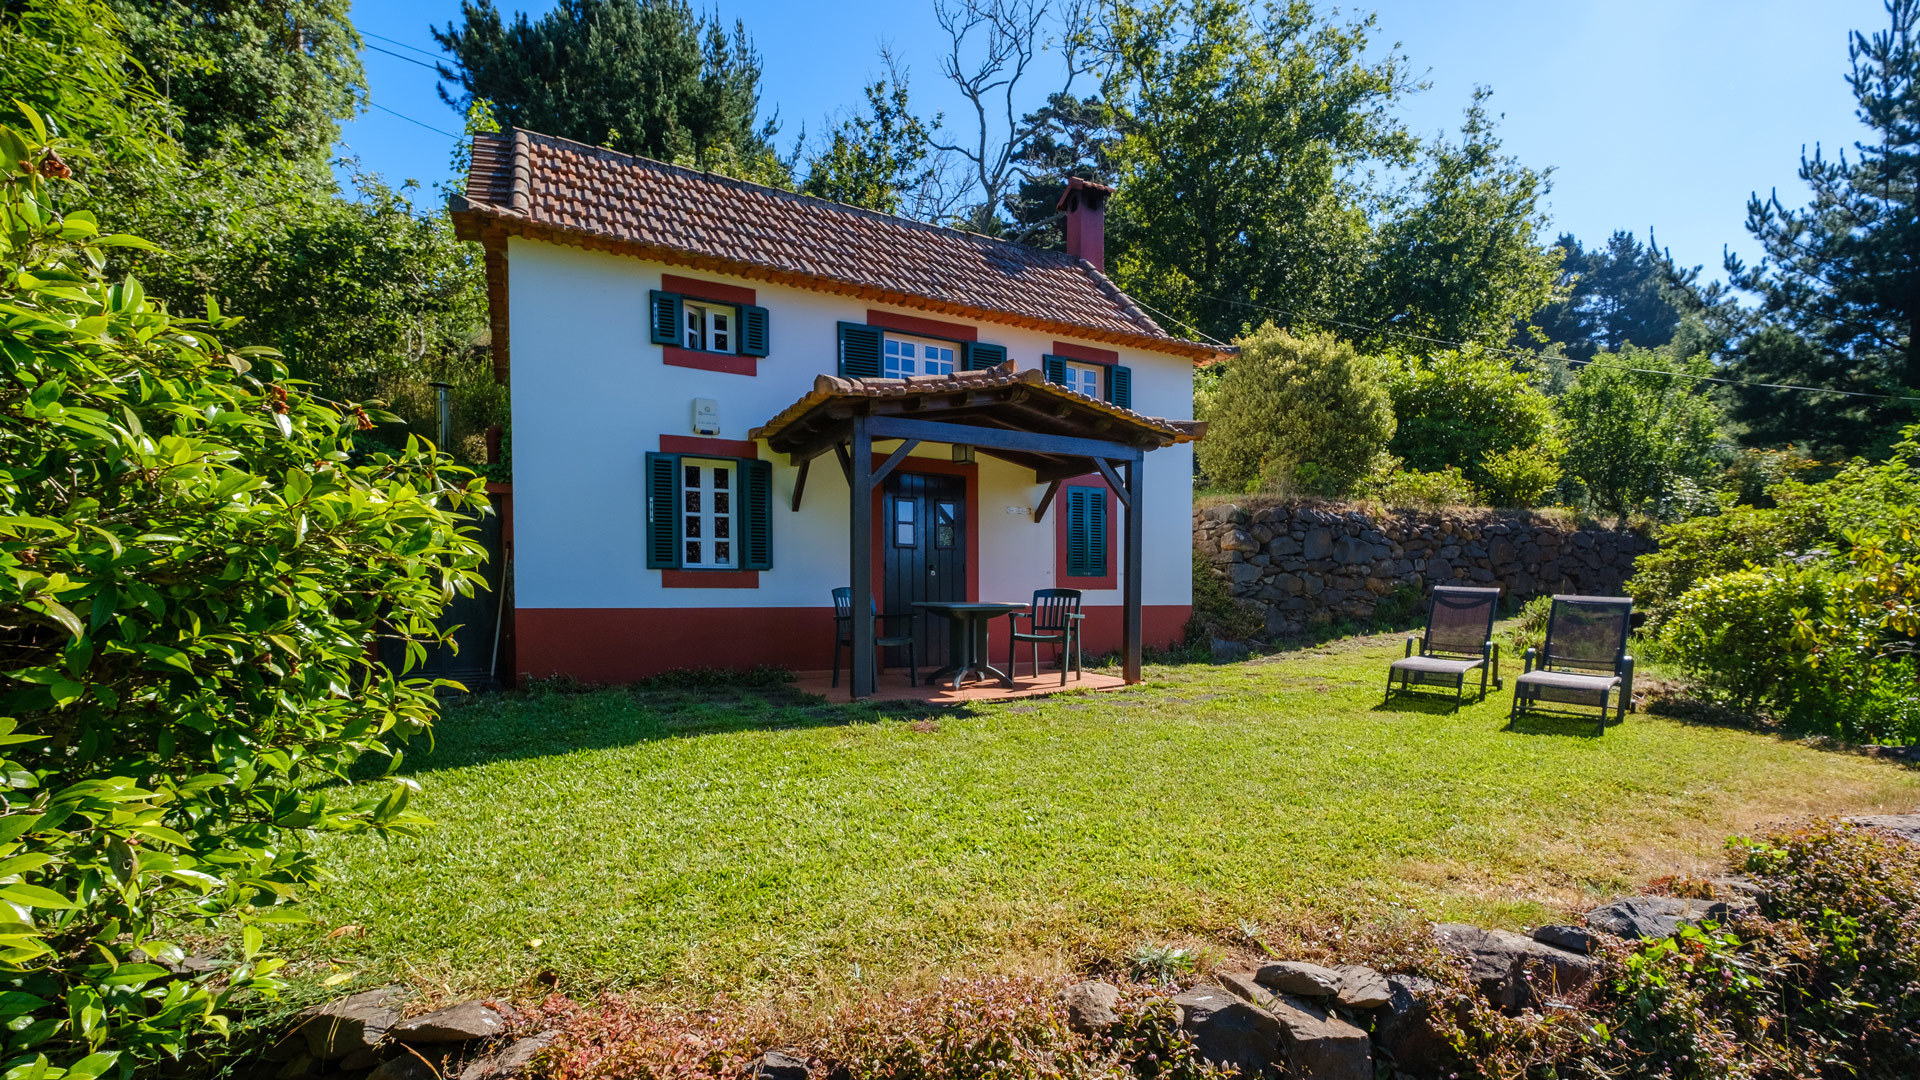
[515,605,1192,684]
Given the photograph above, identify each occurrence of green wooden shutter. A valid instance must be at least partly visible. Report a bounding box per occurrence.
[740,305,771,357]
[645,452,682,568]
[1042,354,1068,386]
[1066,486,1109,577]
[649,291,682,346]
[1107,365,1133,409]
[965,342,1007,370]
[741,458,773,570]
[838,322,883,378]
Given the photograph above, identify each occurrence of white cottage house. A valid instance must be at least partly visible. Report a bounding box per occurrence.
[450,129,1217,693]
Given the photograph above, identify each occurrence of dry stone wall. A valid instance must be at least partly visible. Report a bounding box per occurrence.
[1195,501,1655,637]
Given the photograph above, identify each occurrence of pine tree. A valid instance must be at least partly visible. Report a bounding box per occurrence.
[1727,0,1920,453]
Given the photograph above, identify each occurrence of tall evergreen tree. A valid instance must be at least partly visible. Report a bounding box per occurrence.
[432,0,784,181]
[1534,231,1690,361]
[1726,0,1920,453]
[800,75,936,215]
[1003,92,1118,249]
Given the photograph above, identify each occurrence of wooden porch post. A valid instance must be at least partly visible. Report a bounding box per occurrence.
[849,415,875,697]
[1123,457,1144,683]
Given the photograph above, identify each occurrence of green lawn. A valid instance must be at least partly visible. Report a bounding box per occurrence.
[288,629,1920,1004]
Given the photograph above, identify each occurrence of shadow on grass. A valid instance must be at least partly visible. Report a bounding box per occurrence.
[1370,691,1496,716]
[1503,707,1614,739]
[358,679,989,780]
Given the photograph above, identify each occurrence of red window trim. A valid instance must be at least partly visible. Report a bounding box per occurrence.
[663,569,760,589]
[663,273,757,306]
[867,308,979,343]
[1054,473,1117,590]
[663,345,756,376]
[1051,340,1120,364]
[660,435,760,459]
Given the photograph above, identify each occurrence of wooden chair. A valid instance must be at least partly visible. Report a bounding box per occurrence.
[1007,589,1084,685]
[1385,585,1503,711]
[831,587,918,694]
[1511,595,1634,733]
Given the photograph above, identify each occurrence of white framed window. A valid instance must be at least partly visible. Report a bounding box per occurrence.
[679,458,737,568]
[1062,360,1103,399]
[882,334,958,378]
[683,302,736,354]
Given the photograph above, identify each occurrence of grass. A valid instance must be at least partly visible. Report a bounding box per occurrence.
[287,627,1920,1008]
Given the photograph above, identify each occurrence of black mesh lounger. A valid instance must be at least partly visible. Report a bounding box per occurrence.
[1510,594,1634,733]
[1385,585,1503,711]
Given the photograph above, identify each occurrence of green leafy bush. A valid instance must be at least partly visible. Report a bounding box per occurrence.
[1505,595,1553,656]
[1355,464,1482,509]
[1557,346,1726,520]
[1626,500,1828,626]
[1195,325,1395,496]
[1386,346,1558,488]
[1657,566,1845,716]
[0,117,487,1075]
[1478,443,1561,508]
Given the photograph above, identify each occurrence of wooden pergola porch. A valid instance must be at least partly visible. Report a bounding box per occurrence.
[751,362,1202,698]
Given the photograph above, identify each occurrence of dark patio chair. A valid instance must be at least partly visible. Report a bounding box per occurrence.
[1385,585,1503,711]
[1007,588,1084,685]
[831,587,918,694]
[1510,595,1634,732]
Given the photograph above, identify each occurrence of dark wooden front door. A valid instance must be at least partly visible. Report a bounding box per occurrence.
[883,471,966,666]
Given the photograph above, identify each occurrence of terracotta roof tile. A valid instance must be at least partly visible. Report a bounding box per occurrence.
[750,361,1204,446]
[457,130,1216,358]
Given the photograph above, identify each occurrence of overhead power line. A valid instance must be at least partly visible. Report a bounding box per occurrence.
[366,101,460,139]
[363,42,443,74]
[1188,290,1920,405]
[362,30,444,62]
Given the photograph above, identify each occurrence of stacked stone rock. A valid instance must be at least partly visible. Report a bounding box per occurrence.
[1195,502,1656,638]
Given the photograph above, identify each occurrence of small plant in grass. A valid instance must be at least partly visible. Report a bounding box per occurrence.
[1127,943,1198,983]
[1506,595,1553,655]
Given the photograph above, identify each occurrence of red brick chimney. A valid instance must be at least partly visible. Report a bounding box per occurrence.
[1057,176,1114,271]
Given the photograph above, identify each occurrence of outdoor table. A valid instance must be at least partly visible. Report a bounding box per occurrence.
[912,601,1030,689]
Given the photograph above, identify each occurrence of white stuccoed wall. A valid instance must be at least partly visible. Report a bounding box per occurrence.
[506,238,1194,613]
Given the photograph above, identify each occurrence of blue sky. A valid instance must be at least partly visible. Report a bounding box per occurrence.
[341,0,1883,280]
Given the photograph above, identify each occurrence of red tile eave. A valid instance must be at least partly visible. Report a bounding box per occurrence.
[449,206,1224,364]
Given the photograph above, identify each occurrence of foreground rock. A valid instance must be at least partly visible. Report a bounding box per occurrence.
[392,1000,516,1044]
[271,986,404,1063]
[1584,896,1746,940]
[1212,973,1371,1080]
[1372,975,1451,1079]
[1433,924,1593,1010]
[1172,985,1283,1076]
[738,1049,808,1080]
[1253,960,1341,997]
[1059,980,1121,1034]
[1844,813,1920,844]
[1329,965,1391,1009]
[1531,924,1602,955]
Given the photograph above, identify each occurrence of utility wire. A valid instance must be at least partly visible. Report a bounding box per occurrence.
[364,42,444,74]
[362,30,445,62]
[1131,296,1232,349]
[1188,289,1920,404]
[366,101,460,140]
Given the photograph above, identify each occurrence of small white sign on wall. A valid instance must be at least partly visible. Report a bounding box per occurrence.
[691,397,721,436]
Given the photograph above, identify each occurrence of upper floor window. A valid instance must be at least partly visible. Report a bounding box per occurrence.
[1043,354,1133,409]
[684,302,735,354]
[1060,360,1102,399]
[882,334,958,378]
[649,289,770,358]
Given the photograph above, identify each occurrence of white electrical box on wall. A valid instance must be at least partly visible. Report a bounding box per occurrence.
[691,397,721,436]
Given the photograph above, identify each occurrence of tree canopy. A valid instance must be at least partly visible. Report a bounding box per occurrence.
[1724,0,1920,455]
[432,0,784,181]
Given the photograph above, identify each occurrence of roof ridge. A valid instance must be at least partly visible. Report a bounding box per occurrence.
[506,127,1093,268]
